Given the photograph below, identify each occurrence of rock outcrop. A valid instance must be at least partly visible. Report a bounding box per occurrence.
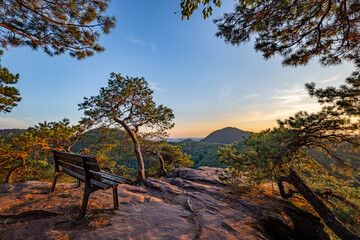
[0,167,329,240]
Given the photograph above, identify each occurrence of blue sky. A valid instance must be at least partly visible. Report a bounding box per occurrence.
[0,1,355,137]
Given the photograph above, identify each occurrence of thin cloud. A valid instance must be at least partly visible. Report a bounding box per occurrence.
[222,101,320,123]
[242,93,260,99]
[219,84,321,126]
[321,74,342,83]
[270,86,308,105]
[25,117,34,121]
[218,85,233,106]
[121,35,156,51]
[0,118,30,128]
[149,81,166,92]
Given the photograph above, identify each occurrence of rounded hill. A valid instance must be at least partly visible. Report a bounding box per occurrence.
[201,127,251,144]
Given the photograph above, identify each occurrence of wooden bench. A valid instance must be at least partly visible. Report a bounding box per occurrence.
[49,150,132,220]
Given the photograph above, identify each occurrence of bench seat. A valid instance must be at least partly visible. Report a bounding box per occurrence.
[49,150,132,220]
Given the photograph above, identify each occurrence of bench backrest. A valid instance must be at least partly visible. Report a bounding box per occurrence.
[52,150,102,182]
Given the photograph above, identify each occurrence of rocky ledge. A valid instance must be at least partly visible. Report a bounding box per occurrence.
[0,167,329,240]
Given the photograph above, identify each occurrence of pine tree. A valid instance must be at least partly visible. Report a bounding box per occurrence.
[218,66,360,239]
[180,0,360,66]
[79,73,175,184]
[0,0,116,112]
[0,50,20,112]
[0,0,115,59]
[0,119,83,184]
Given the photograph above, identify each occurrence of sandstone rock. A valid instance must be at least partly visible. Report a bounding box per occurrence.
[146,178,183,195]
[259,210,294,238]
[167,167,225,186]
[0,167,330,240]
[168,177,223,195]
[284,205,330,240]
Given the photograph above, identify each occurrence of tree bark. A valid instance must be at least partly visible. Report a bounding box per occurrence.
[284,170,360,240]
[5,168,15,184]
[156,151,167,177]
[276,176,296,199]
[114,118,145,183]
[5,158,25,184]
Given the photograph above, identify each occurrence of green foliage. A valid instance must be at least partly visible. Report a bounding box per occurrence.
[158,143,193,169]
[74,128,192,179]
[171,140,246,168]
[79,73,175,182]
[218,86,360,236]
[0,119,83,184]
[74,127,128,168]
[181,0,360,66]
[215,0,360,66]
[219,120,360,234]
[0,50,21,112]
[140,141,193,177]
[0,0,115,59]
[217,63,360,236]
[79,73,175,138]
[0,0,115,112]
[0,129,26,136]
[180,0,222,20]
[306,59,360,115]
[173,141,225,168]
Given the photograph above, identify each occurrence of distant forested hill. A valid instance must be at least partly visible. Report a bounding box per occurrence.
[171,141,225,168]
[0,129,26,136]
[169,127,251,168]
[201,127,251,144]
[172,127,360,172]
[171,140,247,168]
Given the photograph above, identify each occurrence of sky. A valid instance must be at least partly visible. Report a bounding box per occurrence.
[0,1,355,138]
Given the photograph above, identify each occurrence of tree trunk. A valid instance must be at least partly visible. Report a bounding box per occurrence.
[5,158,25,184]
[283,170,360,240]
[5,168,15,184]
[156,151,167,177]
[276,176,296,199]
[114,119,145,183]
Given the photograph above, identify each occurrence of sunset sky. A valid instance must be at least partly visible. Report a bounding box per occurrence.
[0,1,355,138]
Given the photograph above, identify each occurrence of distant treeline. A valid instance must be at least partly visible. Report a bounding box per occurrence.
[171,139,360,181]
[0,129,26,136]
[170,140,246,168]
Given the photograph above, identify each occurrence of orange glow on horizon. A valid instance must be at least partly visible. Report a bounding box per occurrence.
[168,124,268,138]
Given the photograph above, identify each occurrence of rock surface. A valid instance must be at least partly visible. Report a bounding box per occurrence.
[0,167,329,240]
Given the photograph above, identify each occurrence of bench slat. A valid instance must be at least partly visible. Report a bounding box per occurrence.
[98,171,128,184]
[62,168,84,180]
[89,171,102,182]
[100,178,120,187]
[58,160,103,182]
[84,158,101,172]
[56,156,83,167]
[58,159,84,176]
[54,151,83,165]
[62,168,111,190]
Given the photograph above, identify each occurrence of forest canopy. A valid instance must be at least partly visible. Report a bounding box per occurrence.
[181,0,360,66]
[0,0,116,112]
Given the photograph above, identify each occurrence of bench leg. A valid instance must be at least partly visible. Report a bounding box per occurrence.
[49,172,63,193]
[76,179,81,188]
[78,187,92,221]
[113,186,119,209]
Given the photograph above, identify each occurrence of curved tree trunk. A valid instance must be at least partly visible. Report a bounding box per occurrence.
[5,168,16,184]
[156,151,167,177]
[114,118,145,183]
[5,157,25,184]
[281,170,360,240]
